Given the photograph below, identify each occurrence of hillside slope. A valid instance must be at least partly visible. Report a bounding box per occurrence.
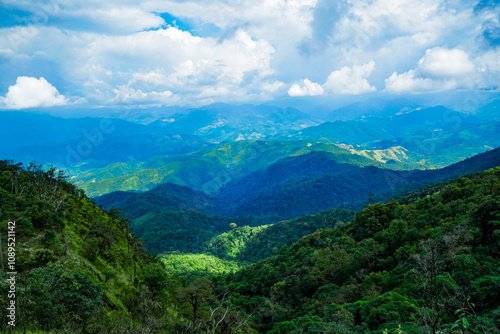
[0,161,256,333]
[221,167,500,333]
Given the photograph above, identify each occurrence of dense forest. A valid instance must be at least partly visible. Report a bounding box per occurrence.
[0,161,255,333]
[218,168,500,333]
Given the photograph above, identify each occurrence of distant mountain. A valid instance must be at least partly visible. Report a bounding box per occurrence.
[318,98,422,121]
[476,98,500,121]
[371,121,500,166]
[281,106,498,167]
[152,103,321,141]
[77,140,416,197]
[98,146,500,241]
[286,120,393,145]
[0,111,212,169]
[215,146,500,219]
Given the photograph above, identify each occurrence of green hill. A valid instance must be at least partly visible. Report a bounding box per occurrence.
[94,147,500,256]
[219,167,500,333]
[0,161,256,333]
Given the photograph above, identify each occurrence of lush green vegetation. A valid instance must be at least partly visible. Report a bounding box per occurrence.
[235,209,354,263]
[131,208,262,254]
[206,225,270,259]
[0,161,256,333]
[94,147,500,257]
[217,167,500,333]
[161,253,240,280]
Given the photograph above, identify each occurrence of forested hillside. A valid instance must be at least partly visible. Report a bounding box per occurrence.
[218,167,500,333]
[78,140,416,197]
[2,161,500,333]
[0,161,256,333]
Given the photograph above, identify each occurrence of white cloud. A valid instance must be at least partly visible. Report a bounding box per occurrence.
[74,8,165,33]
[384,47,477,93]
[324,61,376,94]
[143,0,318,42]
[86,27,275,104]
[1,76,67,109]
[474,49,500,72]
[385,70,457,94]
[417,47,475,78]
[132,70,169,86]
[261,81,284,93]
[288,79,324,96]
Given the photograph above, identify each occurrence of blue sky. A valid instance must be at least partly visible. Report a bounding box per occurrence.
[0,0,498,109]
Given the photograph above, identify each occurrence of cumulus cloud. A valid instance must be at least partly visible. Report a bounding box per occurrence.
[261,81,284,93]
[84,27,275,103]
[288,79,324,96]
[324,62,376,94]
[417,47,475,78]
[132,71,169,86]
[385,47,476,93]
[1,76,67,109]
[385,70,457,93]
[75,8,165,33]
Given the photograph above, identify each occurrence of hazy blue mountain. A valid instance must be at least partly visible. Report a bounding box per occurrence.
[476,98,500,121]
[318,98,422,121]
[280,105,498,167]
[0,111,212,169]
[152,103,321,141]
[285,120,393,145]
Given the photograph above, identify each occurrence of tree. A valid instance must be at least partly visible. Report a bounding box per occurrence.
[178,278,214,327]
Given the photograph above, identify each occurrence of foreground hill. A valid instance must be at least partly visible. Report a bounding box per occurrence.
[0,161,255,333]
[220,167,500,333]
[0,160,148,331]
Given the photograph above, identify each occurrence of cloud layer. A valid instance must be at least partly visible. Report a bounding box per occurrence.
[0,0,498,107]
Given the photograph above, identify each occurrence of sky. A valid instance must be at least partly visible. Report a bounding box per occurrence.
[0,0,498,109]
